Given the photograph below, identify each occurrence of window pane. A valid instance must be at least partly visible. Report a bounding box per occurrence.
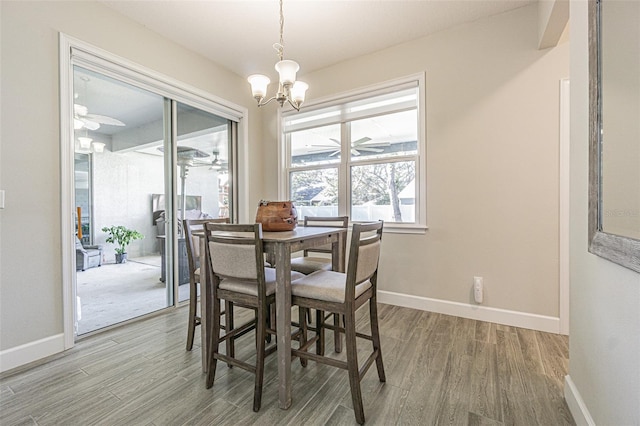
[176,103,232,221]
[290,124,341,167]
[290,168,339,219]
[351,161,416,223]
[350,110,418,161]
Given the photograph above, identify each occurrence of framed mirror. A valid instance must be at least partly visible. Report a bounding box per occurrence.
[588,0,640,273]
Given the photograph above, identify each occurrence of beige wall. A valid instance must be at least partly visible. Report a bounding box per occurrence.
[567,1,640,424]
[0,1,263,351]
[264,4,569,318]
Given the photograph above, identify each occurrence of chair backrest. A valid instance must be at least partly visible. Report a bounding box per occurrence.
[345,221,383,302]
[204,223,267,298]
[183,218,230,277]
[302,216,349,256]
[75,235,86,252]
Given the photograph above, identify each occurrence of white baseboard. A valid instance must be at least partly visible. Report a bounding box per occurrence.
[377,290,561,333]
[0,333,65,373]
[564,375,596,426]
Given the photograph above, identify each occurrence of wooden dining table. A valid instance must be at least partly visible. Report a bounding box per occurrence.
[198,225,347,409]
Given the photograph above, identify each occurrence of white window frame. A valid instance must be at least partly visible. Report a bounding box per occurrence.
[278,74,427,233]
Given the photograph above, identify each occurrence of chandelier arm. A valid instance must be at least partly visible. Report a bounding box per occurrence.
[257,96,278,108]
[286,97,301,111]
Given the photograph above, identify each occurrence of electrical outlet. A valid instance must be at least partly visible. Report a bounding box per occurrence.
[473,276,483,303]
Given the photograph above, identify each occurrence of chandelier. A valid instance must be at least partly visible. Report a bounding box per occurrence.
[248,0,308,111]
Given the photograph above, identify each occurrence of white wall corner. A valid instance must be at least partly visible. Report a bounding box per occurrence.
[0,334,65,373]
[378,290,561,333]
[564,375,597,426]
[538,0,570,49]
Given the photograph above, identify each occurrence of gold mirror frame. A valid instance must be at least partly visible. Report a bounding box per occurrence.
[588,0,640,273]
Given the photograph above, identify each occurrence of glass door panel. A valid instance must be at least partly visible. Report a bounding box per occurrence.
[176,102,232,302]
[73,66,170,334]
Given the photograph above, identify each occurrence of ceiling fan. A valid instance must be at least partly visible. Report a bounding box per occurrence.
[191,151,228,171]
[209,152,228,171]
[73,103,126,131]
[73,75,126,131]
[309,137,390,157]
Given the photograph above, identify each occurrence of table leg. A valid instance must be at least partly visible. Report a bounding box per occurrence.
[199,236,211,372]
[275,242,292,409]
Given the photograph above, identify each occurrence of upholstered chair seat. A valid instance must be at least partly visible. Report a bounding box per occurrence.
[290,256,334,275]
[219,267,304,297]
[292,270,371,303]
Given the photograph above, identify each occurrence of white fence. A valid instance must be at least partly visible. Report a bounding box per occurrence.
[296,205,415,223]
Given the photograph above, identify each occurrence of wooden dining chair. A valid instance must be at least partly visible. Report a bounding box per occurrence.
[290,215,349,274]
[183,218,230,351]
[291,215,349,354]
[291,221,386,425]
[204,222,305,412]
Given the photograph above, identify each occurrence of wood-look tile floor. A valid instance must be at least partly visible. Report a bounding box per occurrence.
[0,304,574,425]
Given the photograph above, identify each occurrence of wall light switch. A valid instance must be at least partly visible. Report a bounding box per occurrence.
[0,190,5,209]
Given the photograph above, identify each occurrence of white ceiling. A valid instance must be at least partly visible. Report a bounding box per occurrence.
[101,0,536,79]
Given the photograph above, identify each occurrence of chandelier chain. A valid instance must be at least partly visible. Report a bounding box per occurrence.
[248,0,308,111]
[279,0,285,61]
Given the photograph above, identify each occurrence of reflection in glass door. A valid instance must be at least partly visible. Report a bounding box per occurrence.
[73,66,170,335]
[72,66,237,335]
[175,102,232,302]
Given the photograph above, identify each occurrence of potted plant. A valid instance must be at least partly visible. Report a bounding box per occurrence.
[101,225,144,264]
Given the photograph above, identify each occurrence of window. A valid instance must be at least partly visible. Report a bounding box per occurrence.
[281,75,425,231]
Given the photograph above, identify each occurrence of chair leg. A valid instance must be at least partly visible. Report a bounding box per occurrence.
[316,309,325,355]
[253,303,267,412]
[186,281,198,351]
[266,304,275,343]
[369,298,386,382]
[333,313,342,353]
[206,296,222,389]
[344,310,365,425]
[225,300,234,368]
[298,307,308,367]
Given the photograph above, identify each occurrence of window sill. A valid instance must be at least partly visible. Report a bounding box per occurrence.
[353,223,427,235]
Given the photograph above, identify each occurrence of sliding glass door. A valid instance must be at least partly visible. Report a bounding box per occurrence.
[72,66,236,335]
[175,103,232,302]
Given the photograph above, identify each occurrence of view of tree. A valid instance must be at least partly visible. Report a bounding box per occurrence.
[351,161,414,221]
[290,168,338,206]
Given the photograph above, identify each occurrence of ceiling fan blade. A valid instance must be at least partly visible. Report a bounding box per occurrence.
[85,113,125,126]
[351,149,361,156]
[74,104,89,116]
[357,147,385,153]
[79,118,100,130]
[328,138,341,145]
[351,137,372,146]
[328,150,341,157]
